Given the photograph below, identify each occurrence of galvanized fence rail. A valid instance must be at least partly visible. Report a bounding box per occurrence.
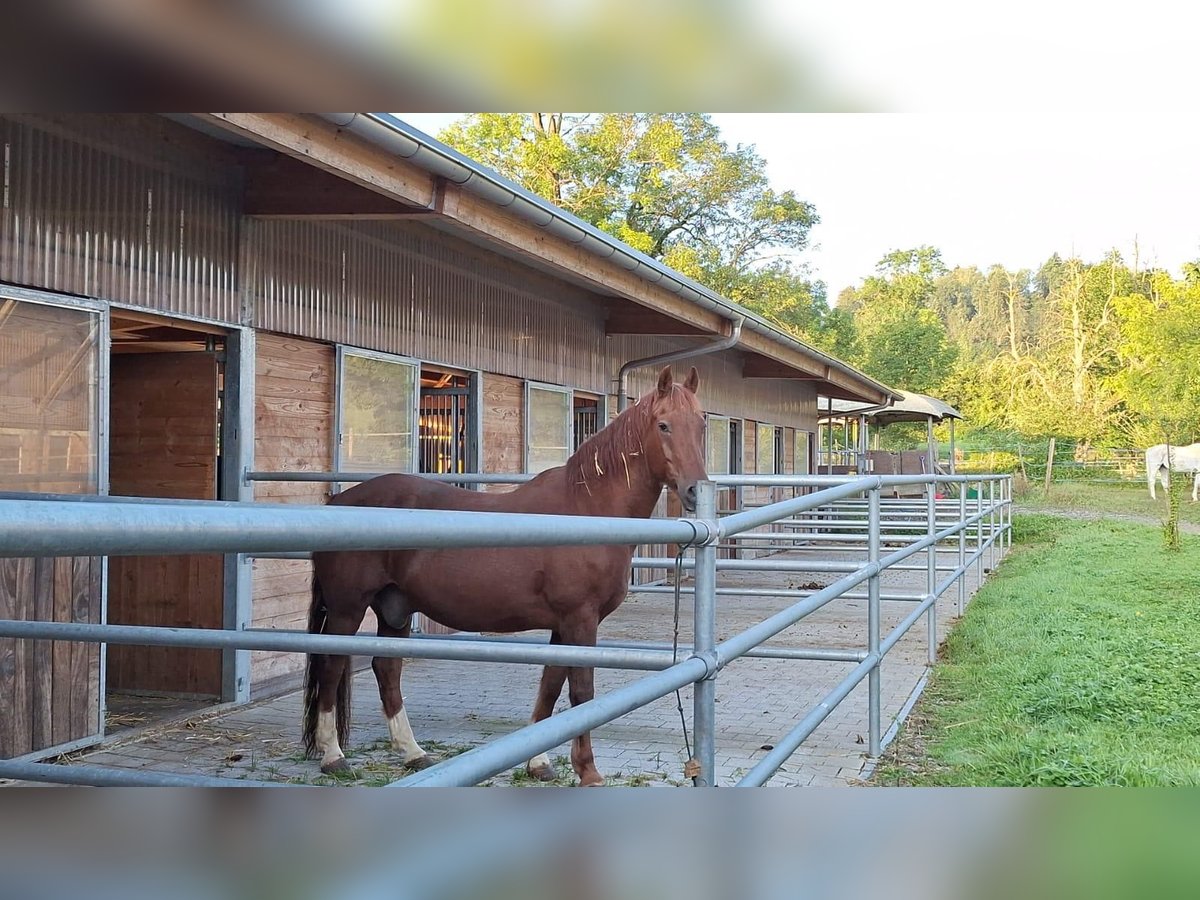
[0,472,1010,787]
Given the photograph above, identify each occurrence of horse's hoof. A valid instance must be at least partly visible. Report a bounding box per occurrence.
[320,756,350,775]
[578,773,606,787]
[404,754,436,771]
[528,764,558,782]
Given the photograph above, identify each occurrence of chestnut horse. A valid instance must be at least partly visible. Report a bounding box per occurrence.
[302,365,707,786]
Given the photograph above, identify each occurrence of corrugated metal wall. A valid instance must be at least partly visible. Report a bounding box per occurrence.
[246,219,611,393]
[0,115,242,322]
[612,334,818,431]
[1,114,820,432]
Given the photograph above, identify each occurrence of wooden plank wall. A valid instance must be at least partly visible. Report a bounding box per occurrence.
[481,373,523,476]
[0,556,100,758]
[250,334,336,687]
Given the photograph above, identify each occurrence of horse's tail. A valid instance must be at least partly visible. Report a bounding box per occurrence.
[302,575,353,757]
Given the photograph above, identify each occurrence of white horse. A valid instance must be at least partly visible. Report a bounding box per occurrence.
[1145,443,1200,500]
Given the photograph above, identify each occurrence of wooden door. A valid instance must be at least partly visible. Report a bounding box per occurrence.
[107,352,222,697]
[0,295,103,759]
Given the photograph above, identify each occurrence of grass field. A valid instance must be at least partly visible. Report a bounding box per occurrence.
[1018,479,1200,525]
[873,513,1200,786]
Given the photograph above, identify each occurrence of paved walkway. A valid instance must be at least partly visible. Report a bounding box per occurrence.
[10,543,997,787]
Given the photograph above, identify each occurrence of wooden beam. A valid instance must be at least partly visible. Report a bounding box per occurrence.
[196,113,437,208]
[743,354,823,379]
[240,150,432,218]
[605,302,711,336]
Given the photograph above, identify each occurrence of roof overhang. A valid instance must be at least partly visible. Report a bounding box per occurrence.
[173,112,897,405]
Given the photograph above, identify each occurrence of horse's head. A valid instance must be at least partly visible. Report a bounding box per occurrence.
[643,365,708,513]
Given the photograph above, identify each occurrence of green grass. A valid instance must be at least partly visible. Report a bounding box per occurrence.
[874,514,1200,786]
[1018,480,1200,524]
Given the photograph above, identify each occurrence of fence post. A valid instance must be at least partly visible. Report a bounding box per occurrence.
[692,480,719,787]
[988,478,996,572]
[1007,476,1012,552]
[1043,438,1056,493]
[926,477,937,664]
[958,481,967,616]
[975,478,984,584]
[868,485,882,757]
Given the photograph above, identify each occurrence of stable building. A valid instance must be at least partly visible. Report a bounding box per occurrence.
[0,113,895,761]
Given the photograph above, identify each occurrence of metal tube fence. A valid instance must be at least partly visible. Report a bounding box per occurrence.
[393,655,713,787]
[398,629,869,663]
[0,472,1010,788]
[0,620,677,671]
[0,498,712,558]
[927,486,938,664]
[867,488,882,757]
[692,481,719,786]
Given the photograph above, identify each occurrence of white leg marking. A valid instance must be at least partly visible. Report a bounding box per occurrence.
[387,707,427,762]
[528,752,552,771]
[316,709,344,769]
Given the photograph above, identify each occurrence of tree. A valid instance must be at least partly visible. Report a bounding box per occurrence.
[438,113,840,344]
[840,247,956,394]
[1113,270,1200,446]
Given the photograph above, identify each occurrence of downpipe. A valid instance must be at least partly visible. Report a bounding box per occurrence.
[617,317,743,411]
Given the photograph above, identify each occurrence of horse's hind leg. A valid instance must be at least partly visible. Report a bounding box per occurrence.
[312,607,363,774]
[373,587,434,770]
[526,631,568,781]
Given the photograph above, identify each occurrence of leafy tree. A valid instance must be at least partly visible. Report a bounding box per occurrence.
[438,113,840,345]
[840,247,956,394]
[1113,270,1200,446]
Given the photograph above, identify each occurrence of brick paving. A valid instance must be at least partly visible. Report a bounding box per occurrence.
[9,542,1000,787]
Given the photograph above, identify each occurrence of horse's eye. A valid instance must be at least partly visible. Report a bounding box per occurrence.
[658,422,670,433]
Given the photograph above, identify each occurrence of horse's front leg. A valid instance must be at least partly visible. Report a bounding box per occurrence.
[561,619,604,787]
[527,631,567,781]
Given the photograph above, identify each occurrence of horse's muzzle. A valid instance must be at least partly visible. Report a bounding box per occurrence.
[681,483,698,513]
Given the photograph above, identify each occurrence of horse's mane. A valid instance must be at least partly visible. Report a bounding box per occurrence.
[563,385,690,498]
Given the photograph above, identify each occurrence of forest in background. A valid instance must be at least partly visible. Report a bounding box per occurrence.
[437,114,1200,455]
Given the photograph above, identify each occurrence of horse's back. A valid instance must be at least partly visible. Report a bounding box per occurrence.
[329,471,571,514]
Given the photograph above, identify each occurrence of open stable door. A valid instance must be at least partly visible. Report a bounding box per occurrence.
[0,293,104,760]
[107,351,223,698]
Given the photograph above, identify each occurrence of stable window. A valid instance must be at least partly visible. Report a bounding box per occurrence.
[756,422,775,475]
[526,382,572,473]
[706,414,730,475]
[337,348,419,474]
[795,430,812,476]
[573,393,606,452]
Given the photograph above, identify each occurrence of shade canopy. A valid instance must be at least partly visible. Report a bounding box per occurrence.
[820,390,962,427]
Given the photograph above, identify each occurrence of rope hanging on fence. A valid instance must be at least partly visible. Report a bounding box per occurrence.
[671,545,700,786]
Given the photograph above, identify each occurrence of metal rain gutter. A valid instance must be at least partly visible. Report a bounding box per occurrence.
[616,316,743,411]
[316,113,898,404]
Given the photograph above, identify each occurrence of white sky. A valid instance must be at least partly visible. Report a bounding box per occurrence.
[397,112,1200,301]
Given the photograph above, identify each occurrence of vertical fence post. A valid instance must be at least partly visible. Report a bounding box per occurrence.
[1006,476,1012,552]
[693,480,718,787]
[1043,437,1056,493]
[958,481,967,616]
[988,478,996,572]
[975,478,984,584]
[868,485,882,757]
[926,477,937,664]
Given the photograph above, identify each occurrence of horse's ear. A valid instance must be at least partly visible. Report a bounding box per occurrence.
[684,366,700,395]
[656,366,674,397]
